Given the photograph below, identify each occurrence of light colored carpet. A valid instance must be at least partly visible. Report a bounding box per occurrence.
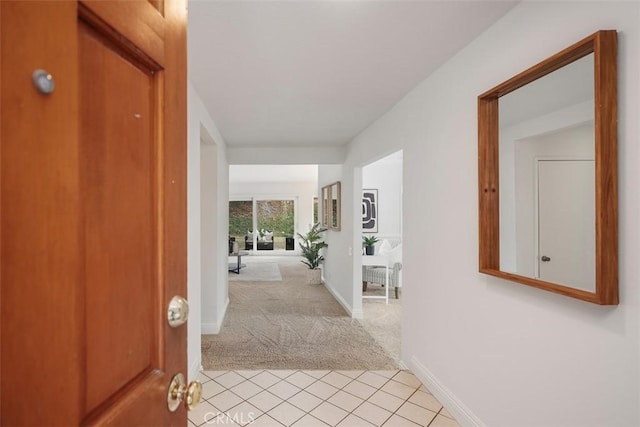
[228,262,282,282]
[202,258,398,370]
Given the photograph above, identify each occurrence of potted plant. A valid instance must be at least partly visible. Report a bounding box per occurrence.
[363,235,379,255]
[296,223,328,285]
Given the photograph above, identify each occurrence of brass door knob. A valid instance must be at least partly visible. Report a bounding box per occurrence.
[167,373,202,412]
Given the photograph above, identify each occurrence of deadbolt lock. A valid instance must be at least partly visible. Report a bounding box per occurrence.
[167,296,189,327]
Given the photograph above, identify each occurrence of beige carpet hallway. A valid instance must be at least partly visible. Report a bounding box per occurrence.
[202,257,400,370]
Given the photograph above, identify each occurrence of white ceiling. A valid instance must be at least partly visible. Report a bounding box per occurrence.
[188,0,517,148]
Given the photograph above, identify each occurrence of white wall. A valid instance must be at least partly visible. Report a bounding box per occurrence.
[320,2,639,425]
[187,81,229,380]
[362,152,403,240]
[229,180,318,249]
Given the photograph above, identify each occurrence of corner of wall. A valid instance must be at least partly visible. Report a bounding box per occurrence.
[409,356,485,427]
[323,280,362,318]
[201,297,229,335]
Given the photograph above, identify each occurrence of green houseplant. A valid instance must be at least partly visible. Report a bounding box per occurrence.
[363,235,379,255]
[297,223,328,269]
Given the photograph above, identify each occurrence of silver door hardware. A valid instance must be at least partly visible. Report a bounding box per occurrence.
[167,296,189,327]
[32,69,55,95]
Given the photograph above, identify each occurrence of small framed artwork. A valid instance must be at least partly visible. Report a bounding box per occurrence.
[362,189,378,233]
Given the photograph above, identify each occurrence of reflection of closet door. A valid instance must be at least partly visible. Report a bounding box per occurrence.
[537,160,595,291]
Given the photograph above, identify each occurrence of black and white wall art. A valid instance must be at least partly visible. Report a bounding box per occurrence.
[362,189,378,233]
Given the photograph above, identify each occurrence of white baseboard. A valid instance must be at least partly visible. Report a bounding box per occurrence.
[409,356,485,427]
[323,280,358,317]
[201,298,230,334]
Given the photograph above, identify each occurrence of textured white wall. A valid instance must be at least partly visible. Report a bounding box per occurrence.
[187,82,229,379]
[321,1,639,425]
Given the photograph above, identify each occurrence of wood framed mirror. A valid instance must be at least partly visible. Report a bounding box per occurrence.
[478,30,618,305]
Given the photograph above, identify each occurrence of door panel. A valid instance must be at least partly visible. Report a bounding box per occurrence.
[80,23,157,413]
[1,1,187,425]
[538,160,595,292]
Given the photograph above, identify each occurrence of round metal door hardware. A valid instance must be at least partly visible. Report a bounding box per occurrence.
[32,69,55,95]
[167,296,189,328]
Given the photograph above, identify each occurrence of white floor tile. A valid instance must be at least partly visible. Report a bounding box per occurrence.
[309,402,349,426]
[236,370,263,380]
[268,380,302,400]
[268,402,306,427]
[202,380,226,399]
[380,380,417,400]
[226,401,263,427]
[320,371,352,389]
[381,414,421,426]
[249,414,286,426]
[248,390,284,413]
[356,372,389,389]
[305,380,339,400]
[270,370,298,379]
[407,390,442,413]
[429,414,460,427]
[369,370,398,379]
[336,414,376,427]
[195,372,212,384]
[291,414,331,427]
[303,370,330,379]
[215,371,247,389]
[395,401,438,427]
[187,400,218,427]
[202,370,228,380]
[393,371,423,388]
[288,390,323,412]
[342,380,377,400]
[352,401,392,426]
[286,371,318,389]
[326,390,364,412]
[231,380,264,400]
[208,390,244,412]
[366,390,405,413]
[334,370,364,379]
[252,371,283,389]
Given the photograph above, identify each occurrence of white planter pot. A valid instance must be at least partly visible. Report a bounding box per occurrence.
[304,268,322,285]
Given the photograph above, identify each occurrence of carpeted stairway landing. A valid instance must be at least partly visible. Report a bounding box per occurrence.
[202,258,398,370]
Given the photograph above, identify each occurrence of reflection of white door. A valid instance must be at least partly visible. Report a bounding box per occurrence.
[537,160,595,291]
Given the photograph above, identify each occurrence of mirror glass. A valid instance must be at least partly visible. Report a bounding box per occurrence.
[331,182,341,230]
[498,54,595,292]
[321,186,329,227]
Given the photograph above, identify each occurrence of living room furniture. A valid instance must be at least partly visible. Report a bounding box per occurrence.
[228,250,249,274]
[363,261,402,301]
[362,254,391,304]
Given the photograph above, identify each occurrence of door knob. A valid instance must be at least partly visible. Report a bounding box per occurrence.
[541,256,551,262]
[167,296,189,327]
[167,373,202,412]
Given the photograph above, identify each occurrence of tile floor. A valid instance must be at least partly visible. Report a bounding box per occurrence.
[188,370,459,427]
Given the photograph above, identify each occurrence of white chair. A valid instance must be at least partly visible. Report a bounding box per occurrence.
[362,262,402,299]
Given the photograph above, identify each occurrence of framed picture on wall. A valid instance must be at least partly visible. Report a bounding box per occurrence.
[362,189,378,233]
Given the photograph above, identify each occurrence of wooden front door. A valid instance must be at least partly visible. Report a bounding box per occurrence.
[1,0,188,425]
